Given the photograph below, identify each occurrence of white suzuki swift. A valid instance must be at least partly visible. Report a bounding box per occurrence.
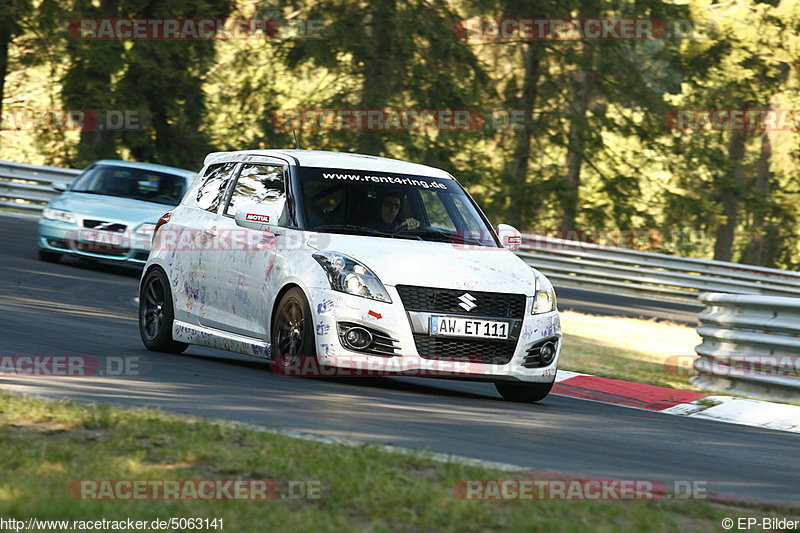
[138,150,561,402]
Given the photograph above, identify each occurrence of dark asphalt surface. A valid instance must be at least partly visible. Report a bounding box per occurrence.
[556,286,701,325]
[1,214,797,507]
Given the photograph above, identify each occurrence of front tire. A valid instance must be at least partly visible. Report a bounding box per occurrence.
[139,267,188,354]
[495,380,554,403]
[271,287,316,360]
[38,249,61,263]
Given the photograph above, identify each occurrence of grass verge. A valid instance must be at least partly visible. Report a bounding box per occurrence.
[0,391,790,532]
[558,310,702,390]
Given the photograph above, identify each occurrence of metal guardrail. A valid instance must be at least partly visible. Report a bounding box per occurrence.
[518,234,800,301]
[693,292,800,400]
[0,160,81,212]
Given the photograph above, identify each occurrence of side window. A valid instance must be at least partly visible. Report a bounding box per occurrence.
[225,164,286,218]
[196,163,238,213]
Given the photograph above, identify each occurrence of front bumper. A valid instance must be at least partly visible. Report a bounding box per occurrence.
[305,286,561,383]
[38,219,151,264]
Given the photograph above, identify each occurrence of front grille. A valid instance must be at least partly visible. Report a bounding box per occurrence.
[412,335,516,365]
[396,285,526,318]
[83,219,127,232]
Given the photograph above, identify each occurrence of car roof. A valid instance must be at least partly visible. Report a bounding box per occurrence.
[92,159,197,179]
[202,150,455,180]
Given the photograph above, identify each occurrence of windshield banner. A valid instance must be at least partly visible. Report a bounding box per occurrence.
[300,167,453,191]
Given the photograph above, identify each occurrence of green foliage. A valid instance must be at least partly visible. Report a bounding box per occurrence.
[0,0,798,268]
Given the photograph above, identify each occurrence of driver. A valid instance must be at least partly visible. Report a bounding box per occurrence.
[377,193,420,230]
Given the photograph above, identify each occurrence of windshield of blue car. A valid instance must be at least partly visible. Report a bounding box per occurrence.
[295,167,500,247]
[70,164,186,206]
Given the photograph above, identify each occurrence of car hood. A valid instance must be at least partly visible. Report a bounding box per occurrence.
[48,192,174,227]
[309,233,537,296]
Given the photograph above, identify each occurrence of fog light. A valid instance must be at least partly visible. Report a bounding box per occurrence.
[344,327,372,350]
[540,341,557,365]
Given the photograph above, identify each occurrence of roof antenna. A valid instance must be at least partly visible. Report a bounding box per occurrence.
[292,130,302,150]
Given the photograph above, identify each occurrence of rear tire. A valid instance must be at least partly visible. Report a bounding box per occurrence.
[38,249,61,263]
[495,380,554,403]
[139,267,188,354]
[271,287,317,360]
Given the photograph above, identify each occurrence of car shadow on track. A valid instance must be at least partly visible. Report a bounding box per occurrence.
[171,349,499,403]
[55,255,144,278]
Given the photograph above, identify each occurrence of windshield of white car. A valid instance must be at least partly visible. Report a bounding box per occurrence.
[295,167,499,247]
[70,164,186,206]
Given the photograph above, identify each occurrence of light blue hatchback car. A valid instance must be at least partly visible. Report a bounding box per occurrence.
[37,160,196,265]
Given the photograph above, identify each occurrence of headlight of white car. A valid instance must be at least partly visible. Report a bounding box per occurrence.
[313,252,392,303]
[42,208,76,224]
[532,271,557,314]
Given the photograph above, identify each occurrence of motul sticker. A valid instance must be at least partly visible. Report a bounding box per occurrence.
[507,235,521,243]
[246,213,270,223]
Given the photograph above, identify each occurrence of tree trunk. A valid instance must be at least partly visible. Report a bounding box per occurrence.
[742,131,773,265]
[505,42,541,229]
[559,43,594,231]
[356,1,395,156]
[0,9,15,126]
[713,128,747,262]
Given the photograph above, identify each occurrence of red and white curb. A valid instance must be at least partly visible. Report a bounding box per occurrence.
[554,370,800,434]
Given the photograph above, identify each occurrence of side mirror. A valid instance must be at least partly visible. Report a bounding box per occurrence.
[235,203,279,231]
[52,182,68,192]
[496,224,522,251]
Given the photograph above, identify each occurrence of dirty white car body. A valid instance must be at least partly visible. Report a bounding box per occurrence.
[139,149,561,402]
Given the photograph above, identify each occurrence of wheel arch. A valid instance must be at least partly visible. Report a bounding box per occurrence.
[269,282,306,339]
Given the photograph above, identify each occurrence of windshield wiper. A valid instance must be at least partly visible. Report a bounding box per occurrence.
[312,224,422,240]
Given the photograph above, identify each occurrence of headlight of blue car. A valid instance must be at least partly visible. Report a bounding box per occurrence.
[42,208,76,224]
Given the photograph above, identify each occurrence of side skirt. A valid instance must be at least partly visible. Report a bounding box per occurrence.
[173,320,271,359]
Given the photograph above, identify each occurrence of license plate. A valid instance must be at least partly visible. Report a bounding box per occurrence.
[430,316,509,339]
[80,229,125,245]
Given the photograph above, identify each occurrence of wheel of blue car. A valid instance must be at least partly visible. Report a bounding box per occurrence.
[495,380,554,403]
[38,249,61,263]
[272,287,316,362]
[139,268,188,354]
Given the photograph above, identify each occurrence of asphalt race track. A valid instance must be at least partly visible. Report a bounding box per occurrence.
[1,214,797,507]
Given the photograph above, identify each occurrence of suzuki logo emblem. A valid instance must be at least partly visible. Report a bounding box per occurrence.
[458,293,477,312]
